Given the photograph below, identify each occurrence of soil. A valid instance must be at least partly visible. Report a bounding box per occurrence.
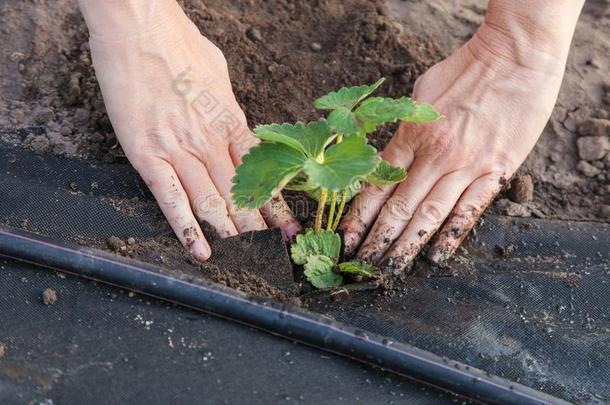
[99,228,297,302]
[0,1,608,300]
[41,288,57,305]
[1,0,609,223]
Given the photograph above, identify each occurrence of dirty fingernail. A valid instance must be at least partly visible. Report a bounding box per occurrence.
[357,247,379,265]
[191,239,211,261]
[379,256,412,275]
[280,221,302,241]
[428,246,450,264]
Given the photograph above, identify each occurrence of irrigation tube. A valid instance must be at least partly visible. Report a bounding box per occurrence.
[0,227,568,405]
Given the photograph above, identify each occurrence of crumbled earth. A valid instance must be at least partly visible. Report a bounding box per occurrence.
[41,288,58,305]
[1,0,608,224]
[93,228,297,301]
[0,343,5,360]
[508,175,534,204]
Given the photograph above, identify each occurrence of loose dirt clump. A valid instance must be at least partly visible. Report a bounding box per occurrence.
[508,175,534,204]
[41,288,58,305]
[106,235,127,252]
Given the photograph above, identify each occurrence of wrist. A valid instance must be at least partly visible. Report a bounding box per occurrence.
[471,0,584,74]
[78,0,190,42]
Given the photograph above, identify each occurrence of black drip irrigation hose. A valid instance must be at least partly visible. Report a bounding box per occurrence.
[0,226,569,405]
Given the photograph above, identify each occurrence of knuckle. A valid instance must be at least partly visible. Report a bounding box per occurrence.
[129,153,154,173]
[393,123,417,149]
[362,183,388,198]
[480,148,515,178]
[428,133,455,158]
[382,195,417,222]
[232,207,259,223]
[192,192,227,219]
[342,212,366,233]
[455,198,482,217]
[160,184,187,208]
[231,128,259,154]
[417,199,447,223]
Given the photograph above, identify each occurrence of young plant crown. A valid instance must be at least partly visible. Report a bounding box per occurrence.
[231,78,442,288]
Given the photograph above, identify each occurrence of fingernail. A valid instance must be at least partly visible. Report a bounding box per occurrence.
[280,221,302,241]
[427,246,448,264]
[379,256,411,275]
[357,249,379,265]
[191,239,211,261]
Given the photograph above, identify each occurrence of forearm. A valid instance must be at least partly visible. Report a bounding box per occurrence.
[474,0,585,73]
[77,0,188,40]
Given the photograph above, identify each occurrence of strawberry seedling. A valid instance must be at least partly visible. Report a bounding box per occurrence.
[231,78,442,289]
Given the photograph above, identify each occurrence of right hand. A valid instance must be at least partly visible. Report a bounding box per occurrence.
[84,2,301,260]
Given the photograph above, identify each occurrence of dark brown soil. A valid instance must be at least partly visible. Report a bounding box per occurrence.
[1,0,608,223]
[100,229,297,302]
[0,0,608,302]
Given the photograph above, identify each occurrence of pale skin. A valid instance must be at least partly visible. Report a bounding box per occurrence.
[78,0,584,268]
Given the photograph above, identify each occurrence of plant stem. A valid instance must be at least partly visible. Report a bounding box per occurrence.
[327,191,337,231]
[332,189,348,231]
[315,188,328,231]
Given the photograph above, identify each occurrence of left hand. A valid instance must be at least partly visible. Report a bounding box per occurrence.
[339,22,567,273]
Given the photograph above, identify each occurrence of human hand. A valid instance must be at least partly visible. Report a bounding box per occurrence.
[80,1,300,260]
[340,8,581,273]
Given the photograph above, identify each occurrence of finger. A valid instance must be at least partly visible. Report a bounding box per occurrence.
[203,147,268,234]
[136,158,211,260]
[174,153,238,238]
[230,130,301,239]
[380,170,472,273]
[356,157,440,264]
[340,126,416,255]
[427,172,506,264]
[228,127,259,166]
[259,195,302,241]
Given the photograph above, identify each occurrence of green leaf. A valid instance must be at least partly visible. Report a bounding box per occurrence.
[231,143,305,209]
[314,78,385,110]
[285,172,317,192]
[338,261,377,277]
[304,255,343,289]
[408,103,444,123]
[254,120,335,158]
[304,136,380,191]
[327,107,361,136]
[355,97,443,133]
[365,159,407,185]
[291,229,341,265]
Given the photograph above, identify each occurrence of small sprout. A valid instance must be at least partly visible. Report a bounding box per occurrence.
[231,78,442,289]
[291,229,341,265]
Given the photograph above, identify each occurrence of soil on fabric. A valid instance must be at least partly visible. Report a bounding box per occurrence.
[0,0,609,301]
[101,228,297,302]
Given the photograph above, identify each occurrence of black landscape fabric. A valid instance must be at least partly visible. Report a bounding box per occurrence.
[0,144,609,404]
